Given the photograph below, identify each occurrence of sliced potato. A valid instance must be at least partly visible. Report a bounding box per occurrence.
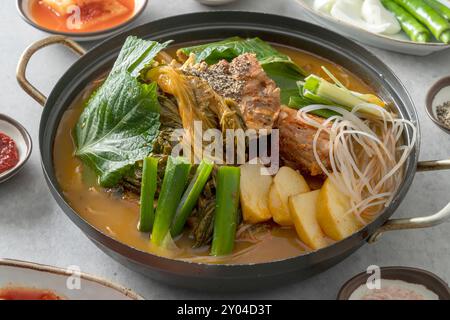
[240,163,273,224]
[289,190,328,250]
[269,166,310,226]
[316,176,362,241]
[268,185,283,222]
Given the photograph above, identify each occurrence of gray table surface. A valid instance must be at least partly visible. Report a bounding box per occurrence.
[1,0,449,300]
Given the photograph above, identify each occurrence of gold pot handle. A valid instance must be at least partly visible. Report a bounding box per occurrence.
[417,159,450,171]
[16,35,86,106]
[368,159,450,243]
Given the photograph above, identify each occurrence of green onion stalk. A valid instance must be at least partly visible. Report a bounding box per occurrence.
[151,156,191,246]
[210,166,241,256]
[138,157,159,232]
[171,159,214,237]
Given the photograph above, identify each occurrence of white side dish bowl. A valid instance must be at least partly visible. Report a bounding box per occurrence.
[349,279,439,300]
[16,0,149,42]
[297,0,450,55]
[0,259,143,300]
[0,114,32,184]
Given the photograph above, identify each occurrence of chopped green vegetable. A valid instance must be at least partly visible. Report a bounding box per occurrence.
[301,81,336,106]
[287,67,386,119]
[288,95,312,109]
[288,79,342,118]
[171,159,214,237]
[192,198,216,248]
[288,96,341,119]
[302,74,382,117]
[305,75,363,107]
[151,156,191,246]
[138,157,159,232]
[211,166,241,256]
[178,37,306,104]
[191,178,217,248]
[75,36,170,187]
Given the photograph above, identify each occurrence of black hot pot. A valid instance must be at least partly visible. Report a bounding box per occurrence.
[16,12,450,291]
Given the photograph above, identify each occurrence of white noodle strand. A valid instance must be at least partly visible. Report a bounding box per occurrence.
[297,104,416,223]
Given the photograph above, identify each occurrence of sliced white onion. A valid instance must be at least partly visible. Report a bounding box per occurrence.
[329,0,400,34]
[361,0,401,35]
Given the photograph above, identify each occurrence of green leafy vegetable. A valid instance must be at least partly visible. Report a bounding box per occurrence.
[75,75,161,187]
[75,36,169,187]
[112,37,172,77]
[178,37,306,104]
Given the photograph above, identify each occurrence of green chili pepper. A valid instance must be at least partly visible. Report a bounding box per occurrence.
[393,0,450,43]
[424,0,450,21]
[382,0,431,42]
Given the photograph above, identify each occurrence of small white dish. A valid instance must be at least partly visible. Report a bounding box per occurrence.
[0,259,143,300]
[16,0,149,42]
[296,0,450,56]
[426,76,450,134]
[0,114,32,184]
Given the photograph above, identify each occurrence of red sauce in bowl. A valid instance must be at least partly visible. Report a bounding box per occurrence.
[29,0,136,33]
[0,287,62,300]
[0,132,19,174]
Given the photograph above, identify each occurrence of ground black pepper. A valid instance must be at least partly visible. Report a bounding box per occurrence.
[436,101,450,129]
